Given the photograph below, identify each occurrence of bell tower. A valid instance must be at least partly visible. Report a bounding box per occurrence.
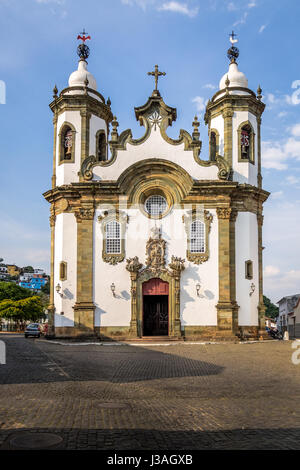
[45,33,113,337]
[49,31,113,188]
[204,32,265,188]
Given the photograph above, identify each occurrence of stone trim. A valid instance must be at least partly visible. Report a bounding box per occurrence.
[58,121,76,165]
[237,120,255,164]
[79,110,91,178]
[183,209,213,264]
[52,115,57,188]
[98,209,128,265]
[222,108,234,171]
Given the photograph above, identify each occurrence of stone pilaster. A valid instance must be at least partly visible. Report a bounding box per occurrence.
[80,110,91,181]
[257,116,262,189]
[257,211,266,338]
[222,108,234,171]
[48,209,56,337]
[73,205,95,335]
[129,272,139,337]
[216,207,239,335]
[52,115,57,189]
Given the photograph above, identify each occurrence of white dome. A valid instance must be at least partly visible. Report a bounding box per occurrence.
[219,62,248,90]
[68,59,97,90]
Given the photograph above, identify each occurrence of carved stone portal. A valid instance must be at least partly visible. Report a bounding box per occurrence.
[126,229,185,338]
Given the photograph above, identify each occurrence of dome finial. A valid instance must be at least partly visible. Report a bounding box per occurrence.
[227,30,239,64]
[77,28,91,61]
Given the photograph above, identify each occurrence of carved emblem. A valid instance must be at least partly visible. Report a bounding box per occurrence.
[75,208,94,220]
[145,228,166,272]
[148,110,163,131]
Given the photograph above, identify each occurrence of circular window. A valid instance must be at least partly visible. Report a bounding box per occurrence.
[144,195,168,217]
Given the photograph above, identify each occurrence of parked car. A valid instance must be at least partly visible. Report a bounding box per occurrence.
[24,323,41,338]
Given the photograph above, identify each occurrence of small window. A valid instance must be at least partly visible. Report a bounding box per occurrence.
[245,260,253,280]
[210,131,217,161]
[59,261,67,281]
[106,221,121,254]
[145,195,168,217]
[190,220,205,253]
[96,130,107,161]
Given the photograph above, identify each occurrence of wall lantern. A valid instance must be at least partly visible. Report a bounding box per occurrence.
[250,283,255,296]
[56,283,63,297]
[110,283,116,297]
[196,283,201,297]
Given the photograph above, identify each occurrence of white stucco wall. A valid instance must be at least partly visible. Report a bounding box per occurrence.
[235,211,259,326]
[54,212,77,327]
[89,116,107,156]
[232,111,258,185]
[210,114,224,156]
[92,126,219,181]
[93,206,219,328]
[56,111,82,186]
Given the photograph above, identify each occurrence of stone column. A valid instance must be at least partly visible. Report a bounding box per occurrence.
[79,110,91,181]
[48,209,56,337]
[216,207,239,335]
[257,116,262,189]
[52,114,57,189]
[222,108,234,171]
[257,211,267,339]
[173,274,182,337]
[73,206,95,336]
[129,272,138,337]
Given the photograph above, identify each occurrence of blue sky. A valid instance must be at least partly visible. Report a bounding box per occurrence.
[0,0,300,302]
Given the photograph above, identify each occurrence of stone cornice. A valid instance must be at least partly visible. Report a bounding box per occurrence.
[204,91,265,124]
[49,91,113,123]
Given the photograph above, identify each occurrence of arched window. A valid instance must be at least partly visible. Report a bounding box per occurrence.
[209,129,219,161]
[59,122,75,164]
[106,220,121,254]
[96,130,107,161]
[238,122,255,164]
[190,220,205,253]
[64,128,73,160]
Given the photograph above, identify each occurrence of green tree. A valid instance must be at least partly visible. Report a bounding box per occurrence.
[41,281,50,295]
[0,281,33,301]
[0,296,45,322]
[22,266,34,273]
[263,295,279,319]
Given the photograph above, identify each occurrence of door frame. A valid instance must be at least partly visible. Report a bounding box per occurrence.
[142,294,169,336]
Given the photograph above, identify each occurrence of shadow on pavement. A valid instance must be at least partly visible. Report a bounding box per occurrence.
[1,426,300,450]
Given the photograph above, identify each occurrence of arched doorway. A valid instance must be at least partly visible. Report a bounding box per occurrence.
[142,278,169,336]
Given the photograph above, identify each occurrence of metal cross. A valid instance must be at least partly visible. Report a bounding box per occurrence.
[147,65,166,91]
[229,30,238,43]
[77,29,91,42]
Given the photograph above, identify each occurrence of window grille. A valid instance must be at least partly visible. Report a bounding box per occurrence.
[145,195,167,217]
[190,220,205,253]
[106,221,121,254]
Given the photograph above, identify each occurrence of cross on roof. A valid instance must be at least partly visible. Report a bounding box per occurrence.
[229,30,238,44]
[77,28,91,42]
[147,65,166,91]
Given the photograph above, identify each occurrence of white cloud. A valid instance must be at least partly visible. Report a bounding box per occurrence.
[203,83,216,90]
[121,0,155,8]
[278,111,287,118]
[264,265,280,278]
[35,0,65,4]
[227,2,237,11]
[192,96,206,112]
[158,1,199,17]
[261,141,287,170]
[290,123,300,137]
[248,1,256,7]
[259,24,266,33]
[285,175,300,185]
[233,12,248,26]
[271,191,283,199]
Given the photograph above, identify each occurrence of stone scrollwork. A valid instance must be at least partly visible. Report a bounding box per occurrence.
[81,155,97,181]
[183,209,213,265]
[168,256,185,274]
[98,209,129,265]
[126,256,143,273]
[216,207,232,219]
[75,207,95,221]
[145,228,167,274]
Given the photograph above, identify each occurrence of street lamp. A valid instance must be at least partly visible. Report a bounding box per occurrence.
[56,283,63,297]
[196,283,201,297]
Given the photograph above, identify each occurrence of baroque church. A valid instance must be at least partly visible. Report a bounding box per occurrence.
[44,33,269,340]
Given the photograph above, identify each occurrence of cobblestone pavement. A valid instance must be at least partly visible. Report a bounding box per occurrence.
[0,335,299,449]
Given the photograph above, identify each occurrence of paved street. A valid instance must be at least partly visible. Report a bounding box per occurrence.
[0,334,299,450]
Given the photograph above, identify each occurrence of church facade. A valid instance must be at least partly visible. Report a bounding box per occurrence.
[44,35,269,340]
